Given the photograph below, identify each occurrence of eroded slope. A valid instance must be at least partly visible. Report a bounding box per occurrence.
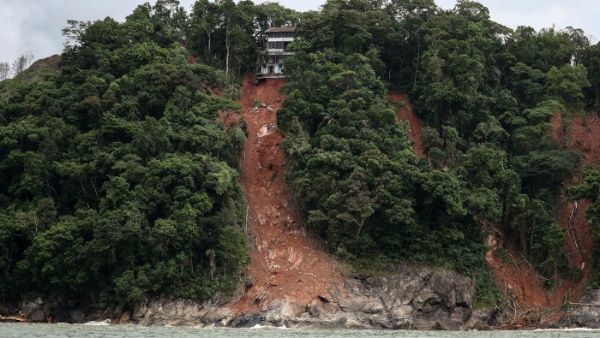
[232,76,343,314]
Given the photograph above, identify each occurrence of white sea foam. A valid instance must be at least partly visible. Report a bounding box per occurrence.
[250,324,288,330]
[83,319,111,326]
[534,327,600,332]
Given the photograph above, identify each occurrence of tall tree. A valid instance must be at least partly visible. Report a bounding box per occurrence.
[0,62,9,80]
[11,51,34,76]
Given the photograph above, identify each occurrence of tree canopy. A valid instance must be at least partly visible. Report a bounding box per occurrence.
[2,0,600,309]
[280,0,596,303]
[0,1,248,308]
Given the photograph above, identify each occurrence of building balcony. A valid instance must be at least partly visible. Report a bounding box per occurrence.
[264,49,295,55]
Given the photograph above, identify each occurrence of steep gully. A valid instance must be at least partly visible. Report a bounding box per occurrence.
[387,94,600,326]
[229,76,344,315]
[483,113,600,327]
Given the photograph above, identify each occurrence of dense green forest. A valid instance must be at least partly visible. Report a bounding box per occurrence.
[2,0,600,309]
[278,0,600,306]
[0,1,255,307]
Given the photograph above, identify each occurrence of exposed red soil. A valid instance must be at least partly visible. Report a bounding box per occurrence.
[218,110,241,131]
[28,55,61,71]
[187,54,199,64]
[389,93,425,159]
[550,113,600,164]
[231,76,343,314]
[551,112,600,302]
[485,112,600,327]
[485,231,585,327]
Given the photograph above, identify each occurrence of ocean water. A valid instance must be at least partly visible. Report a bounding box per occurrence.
[1,324,600,338]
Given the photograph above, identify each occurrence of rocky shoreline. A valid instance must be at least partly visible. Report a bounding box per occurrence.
[127,265,504,330]
[3,265,599,330]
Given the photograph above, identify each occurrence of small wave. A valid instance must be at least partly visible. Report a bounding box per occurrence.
[84,319,111,326]
[560,328,600,331]
[534,327,600,332]
[251,324,288,330]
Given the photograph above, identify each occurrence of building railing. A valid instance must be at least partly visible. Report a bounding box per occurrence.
[257,73,286,80]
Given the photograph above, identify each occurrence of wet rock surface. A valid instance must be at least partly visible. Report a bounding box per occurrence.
[128,264,499,330]
[563,289,600,328]
[4,265,501,329]
[131,298,231,326]
[290,264,497,330]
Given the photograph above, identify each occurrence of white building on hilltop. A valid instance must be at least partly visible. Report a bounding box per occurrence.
[259,26,297,79]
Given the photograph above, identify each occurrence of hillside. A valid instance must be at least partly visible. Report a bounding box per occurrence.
[232,76,343,315]
[0,3,248,320]
[2,0,600,329]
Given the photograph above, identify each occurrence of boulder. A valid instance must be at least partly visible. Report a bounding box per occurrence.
[2,264,499,329]
[70,310,86,323]
[20,298,44,318]
[563,289,600,328]
[465,308,501,330]
[133,298,212,326]
[322,264,480,330]
[118,311,131,324]
[28,310,45,322]
[227,313,263,327]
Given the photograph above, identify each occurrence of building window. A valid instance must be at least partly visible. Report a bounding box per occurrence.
[268,41,284,50]
[267,55,285,64]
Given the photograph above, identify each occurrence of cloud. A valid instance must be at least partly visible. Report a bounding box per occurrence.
[1,0,142,62]
[439,0,600,42]
[0,0,325,63]
[1,0,599,63]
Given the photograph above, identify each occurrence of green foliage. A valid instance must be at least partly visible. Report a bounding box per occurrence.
[285,0,599,302]
[506,27,580,72]
[0,2,247,307]
[374,0,583,282]
[580,43,600,110]
[571,168,600,287]
[5,0,600,311]
[188,0,299,78]
[280,41,499,305]
[546,64,590,111]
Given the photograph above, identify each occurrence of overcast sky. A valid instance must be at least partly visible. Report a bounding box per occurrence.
[1,0,600,63]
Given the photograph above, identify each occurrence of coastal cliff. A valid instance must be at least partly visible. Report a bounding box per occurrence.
[4,264,501,330]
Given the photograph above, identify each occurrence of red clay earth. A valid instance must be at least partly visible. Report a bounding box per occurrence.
[483,112,600,327]
[389,93,425,159]
[226,80,600,325]
[551,113,600,164]
[231,76,343,315]
[385,93,599,326]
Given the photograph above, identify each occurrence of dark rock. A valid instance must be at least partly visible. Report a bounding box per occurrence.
[0,303,18,316]
[52,303,72,323]
[3,264,502,329]
[132,298,219,326]
[318,294,333,303]
[203,307,232,324]
[227,313,263,327]
[316,264,483,330]
[20,298,44,318]
[70,310,86,323]
[28,310,45,322]
[109,311,130,324]
[563,289,600,328]
[469,308,504,329]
